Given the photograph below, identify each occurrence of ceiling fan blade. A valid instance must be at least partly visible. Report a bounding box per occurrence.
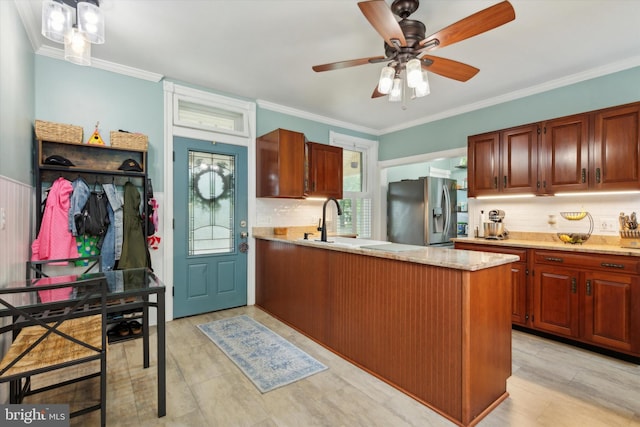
[358,0,406,48]
[371,86,386,98]
[419,1,515,51]
[312,56,386,72]
[421,55,479,82]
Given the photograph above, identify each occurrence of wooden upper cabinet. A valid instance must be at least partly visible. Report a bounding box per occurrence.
[592,103,640,191]
[256,128,343,199]
[501,124,538,194]
[539,114,590,194]
[256,128,306,198]
[467,102,640,197]
[306,142,343,199]
[467,132,500,197]
[468,125,537,196]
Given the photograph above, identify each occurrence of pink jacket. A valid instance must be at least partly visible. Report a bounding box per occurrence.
[32,177,79,264]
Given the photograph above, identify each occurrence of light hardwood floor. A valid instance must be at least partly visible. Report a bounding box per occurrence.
[32,305,640,426]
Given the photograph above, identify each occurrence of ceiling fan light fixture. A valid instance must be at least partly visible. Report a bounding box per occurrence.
[406,58,423,88]
[377,66,395,94]
[64,26,91,66]
[388,77,403,102]
[77,0,105,44]
[413,70,430,98]
[41,0,73,43]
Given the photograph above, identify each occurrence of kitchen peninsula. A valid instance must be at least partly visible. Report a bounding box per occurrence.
[254,232,518,427]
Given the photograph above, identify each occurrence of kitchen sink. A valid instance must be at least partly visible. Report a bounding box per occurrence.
[301,236,392,248]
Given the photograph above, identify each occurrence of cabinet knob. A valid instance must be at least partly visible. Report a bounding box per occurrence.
[586,279,592,296]
[581,168,586,183]
[595,167,601,183]
[571,277,577,294]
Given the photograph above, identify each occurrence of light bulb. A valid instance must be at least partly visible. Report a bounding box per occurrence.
[41,0,72,43]
[406,58,423,88]
[78,1,105,44]
[377,66,394,95]
[64,27,91,66]
[414,71,430,98]
[389,78,403,102]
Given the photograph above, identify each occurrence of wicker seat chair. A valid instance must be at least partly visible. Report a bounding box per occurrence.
[0,272,108,426]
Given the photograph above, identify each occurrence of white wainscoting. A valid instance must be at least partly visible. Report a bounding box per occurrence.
[0,175,32,287]
[0,175,32,404]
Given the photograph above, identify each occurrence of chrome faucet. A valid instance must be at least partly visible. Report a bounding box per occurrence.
[318,198,342,242]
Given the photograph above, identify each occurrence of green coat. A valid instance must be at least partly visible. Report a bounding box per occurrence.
[118,182,149,269]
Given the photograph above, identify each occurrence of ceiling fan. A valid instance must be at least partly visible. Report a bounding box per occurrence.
[312,0,515,99]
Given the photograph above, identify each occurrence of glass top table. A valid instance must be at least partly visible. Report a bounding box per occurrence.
[0,268,166,418]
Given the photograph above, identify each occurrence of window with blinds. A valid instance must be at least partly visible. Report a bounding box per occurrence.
[333,136,377,239]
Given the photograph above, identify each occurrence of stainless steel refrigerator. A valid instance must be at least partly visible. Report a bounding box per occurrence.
[387,177,457,246]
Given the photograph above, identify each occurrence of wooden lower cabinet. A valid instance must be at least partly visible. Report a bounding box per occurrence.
[532,264,580,338]
[256,239,512,427]
[455,243,640,358]
[582,270,639,353]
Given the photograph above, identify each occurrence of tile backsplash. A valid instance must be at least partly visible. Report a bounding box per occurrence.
[470,194,639,237]
[256,198,329,228]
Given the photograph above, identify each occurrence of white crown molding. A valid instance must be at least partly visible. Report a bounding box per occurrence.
[256,99,380,136]
[380,55,640,135]
[13,0,40,52]
[36,45,163,82]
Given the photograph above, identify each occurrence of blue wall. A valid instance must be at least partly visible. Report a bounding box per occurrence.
[32,58,640,179]
[0,1,35,185]
[35,56,164,187]
[379,66,640,161]
[257,108,377,144]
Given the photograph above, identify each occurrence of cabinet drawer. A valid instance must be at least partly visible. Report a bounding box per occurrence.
[534,250,640,273]
[455,242,527,262]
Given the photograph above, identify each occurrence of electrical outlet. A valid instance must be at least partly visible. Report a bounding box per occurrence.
[600,217,618,232]
[0,208,5,230]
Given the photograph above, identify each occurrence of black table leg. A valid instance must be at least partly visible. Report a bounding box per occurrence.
[157,290,166,417]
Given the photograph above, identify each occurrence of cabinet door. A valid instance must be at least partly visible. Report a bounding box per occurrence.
[592,103,640,191]
[501,124,538,194]
[256,129,306,198]
[532,265,580,338]
[307,142,343,199]
[540,114,589,193]
[511,262,528,326]
[582,271,639,353]
[467,132,500,197]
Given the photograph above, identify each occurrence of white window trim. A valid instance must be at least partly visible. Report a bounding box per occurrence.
[329,131,381,239]
[163,81,257,321]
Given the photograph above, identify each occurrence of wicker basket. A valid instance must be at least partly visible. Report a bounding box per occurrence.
[110,131,148,151]
[34,120,83,144]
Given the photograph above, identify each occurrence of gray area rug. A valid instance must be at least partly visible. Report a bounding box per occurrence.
[197,315,328,393]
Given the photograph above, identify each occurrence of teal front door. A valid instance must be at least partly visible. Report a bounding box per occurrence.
[173,136,248,318]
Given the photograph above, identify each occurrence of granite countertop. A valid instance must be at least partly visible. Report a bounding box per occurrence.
[452,232,640,257]
[254,233,518,272]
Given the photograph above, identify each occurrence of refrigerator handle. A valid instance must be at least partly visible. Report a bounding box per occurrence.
[443,183,451,237]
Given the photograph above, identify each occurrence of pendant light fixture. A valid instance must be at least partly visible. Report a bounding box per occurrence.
[41,0,105,66]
